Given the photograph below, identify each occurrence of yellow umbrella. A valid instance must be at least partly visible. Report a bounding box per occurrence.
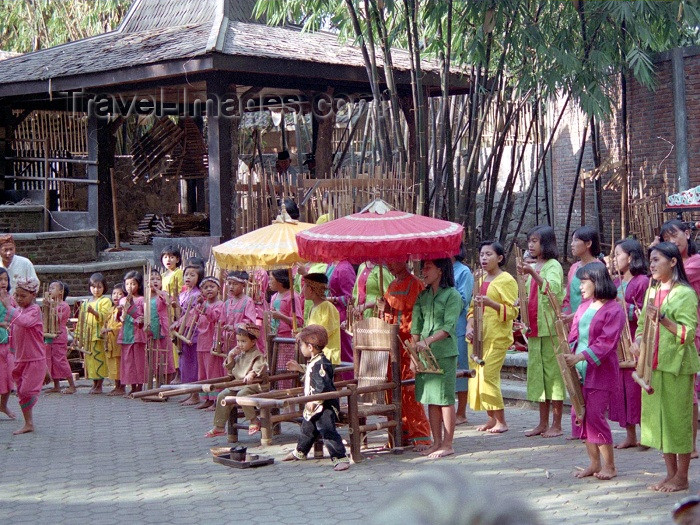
[212,212,315,271]
[212,212,314,332]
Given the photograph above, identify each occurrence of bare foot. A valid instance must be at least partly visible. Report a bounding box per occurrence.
[648,476,673,491]
[45,387,61,393]
[61,387,76,394]
[204,405,216,412]
[487,423,508,434]
[107,388,124,397]
[413,443,432,452]
[574,465,600,478]
[0,407,16,419]
[542,427,563,438]
[476,421,496,432]
[181,398,199,406]
[525,424,546,437]
[455,415,468,426]
[657,476,689,492]
[13,424,34,435]
[614,439,637,449]
[427,447,454,459]
[90,388,103,395]
[594,466,618,480]
[195,401,213,410]
[692,450,699,460]
[420,444,441,456]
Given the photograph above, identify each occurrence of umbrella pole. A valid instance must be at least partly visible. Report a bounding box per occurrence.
[288,267,298,333]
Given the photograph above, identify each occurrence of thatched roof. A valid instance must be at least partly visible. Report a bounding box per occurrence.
[0,0,467,99]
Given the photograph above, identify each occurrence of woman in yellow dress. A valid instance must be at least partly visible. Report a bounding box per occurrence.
[466,241,518,433]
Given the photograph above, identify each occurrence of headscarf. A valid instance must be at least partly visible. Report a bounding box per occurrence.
[16,277,40,294]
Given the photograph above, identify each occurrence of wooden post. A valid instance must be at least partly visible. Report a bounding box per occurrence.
[86,114,115,248]
[205,78,234,241]
[43,139,50,232]
[672,47,689,192]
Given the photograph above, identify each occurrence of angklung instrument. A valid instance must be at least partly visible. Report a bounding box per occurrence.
[513,245,530,334]
[172,295,201,346]
[41,284,59,339]
[470,268,486,366]
[211,320,228,358]
[401,339,444,374]
[544,287,585,424]
[632,285,658,395]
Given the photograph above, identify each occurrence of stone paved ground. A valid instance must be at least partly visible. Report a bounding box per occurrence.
[0,382,697,524]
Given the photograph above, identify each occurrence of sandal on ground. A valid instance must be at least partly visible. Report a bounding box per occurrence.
[204,428,226,438]
[248,423,261,435]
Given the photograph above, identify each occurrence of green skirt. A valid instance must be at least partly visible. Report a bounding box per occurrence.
[641,370,694,454]
[526,336,565,402]
[415,355,457,406]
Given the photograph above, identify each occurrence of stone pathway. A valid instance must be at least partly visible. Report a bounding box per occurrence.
[0,383,695,524]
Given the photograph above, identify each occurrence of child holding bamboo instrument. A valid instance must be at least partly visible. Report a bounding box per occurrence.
[103,284,125,396]
[0,268,15,419]
[80,273,112,394]
[633,242,699,492]
[147,270,175,386]
[117,271,146,396]
[517,226,566,438]
[466,241,518,434]
[205,323,267,438]
[268,268,303,388]
[161,245,183,380]
[194,276,224,409]
[610,239,649,449]
[563,263,625,481]
[284,324,349,471]
[174,264,203,404]
[2,277,46,434]
[222,271,257,351]
[44,281,76,394]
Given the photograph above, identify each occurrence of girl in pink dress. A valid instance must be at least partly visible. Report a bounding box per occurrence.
[117,271,146,396]
[268,269,303,388]
[3,277,46,434]
[195,276,224,409]
[564,263,625,481]
[147,269,175,386]
[44,281,76,394]
[0,268,15,420]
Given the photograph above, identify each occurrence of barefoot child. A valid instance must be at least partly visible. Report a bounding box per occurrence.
[103,284,125,396]
[161,245,183,379]
[44,281,76,394]
[610,239,649,449]
[147,270,175,385]
[3,277,46,434]
[206,323,268,438]
[564,263,625,481]
[466,241,518,434]
[0,268,15,419]
[80,273,112,394]
[283,324,350,471]
[517,226,566,438]
[411,258,462,459]
[634,242,700,492]
[173,264,203,404]
[195,276,224,409]
[117,271,146,395]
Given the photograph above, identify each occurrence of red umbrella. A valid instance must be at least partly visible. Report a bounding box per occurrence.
[296,199,463,264]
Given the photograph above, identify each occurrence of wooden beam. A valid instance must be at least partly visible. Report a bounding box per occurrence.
[205,77,234,240]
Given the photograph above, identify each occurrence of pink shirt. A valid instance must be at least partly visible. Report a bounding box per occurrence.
[222,295,256,328]
[683,254,700,350]
[197,300,223,353]
[8,303,45,362]
[117,296,146,344]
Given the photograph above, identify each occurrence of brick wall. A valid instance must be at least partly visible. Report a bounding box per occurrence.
[35,261,149,296]
[12,231,97,265]
[0,205,43,233]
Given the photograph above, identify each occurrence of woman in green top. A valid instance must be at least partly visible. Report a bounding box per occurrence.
[411,258,462,459]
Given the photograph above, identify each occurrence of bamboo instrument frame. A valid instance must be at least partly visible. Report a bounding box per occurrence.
[41,284,59,339]
[513,245,530,332]
[211,321,228,358]
[544,288,586,424]
[471,269,486,366]
[401,339,443,374]
[172,296,198,345]
[632,290,658,395]
[607,223,637,369]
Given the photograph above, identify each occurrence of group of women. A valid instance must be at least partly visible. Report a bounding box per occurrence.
[410,219,699,492]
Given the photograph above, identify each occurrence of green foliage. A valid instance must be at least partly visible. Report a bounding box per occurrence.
[0,0,131,53]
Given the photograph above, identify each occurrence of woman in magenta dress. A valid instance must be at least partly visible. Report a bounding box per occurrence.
[564,263,625,481]
[609,239,649,449]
